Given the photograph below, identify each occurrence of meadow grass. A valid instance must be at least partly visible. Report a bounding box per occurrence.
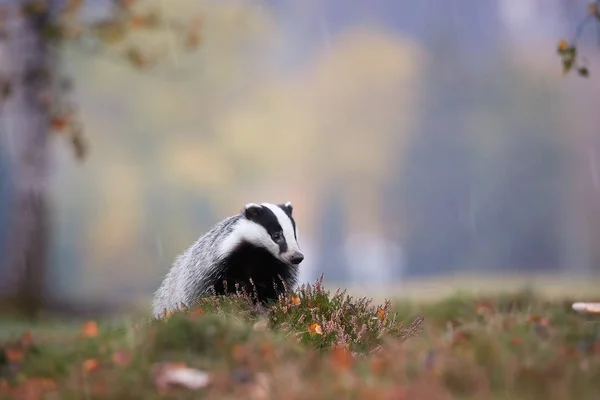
[0,275,599,399]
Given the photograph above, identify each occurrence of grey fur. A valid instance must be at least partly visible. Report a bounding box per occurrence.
[152,213,242,318]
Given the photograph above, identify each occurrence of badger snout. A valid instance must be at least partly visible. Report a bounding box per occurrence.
[289,251,304,265]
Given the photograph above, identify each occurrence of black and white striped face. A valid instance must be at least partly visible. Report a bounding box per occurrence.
[223,201,303,265]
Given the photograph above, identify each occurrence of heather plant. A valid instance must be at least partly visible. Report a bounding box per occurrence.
[147,275,424,354]
[268,274,424,354]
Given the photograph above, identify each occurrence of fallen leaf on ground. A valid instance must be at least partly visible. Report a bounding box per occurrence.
[308,323,323,336]
[152,362,210,394]
[112,350,133,366]
[81,321,98,337]
[82,359,100,373]
[329,346,353,371]
[6,349,24,362]
[475,301,494,315]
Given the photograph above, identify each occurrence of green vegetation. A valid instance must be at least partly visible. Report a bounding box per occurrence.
[1,278,599,399]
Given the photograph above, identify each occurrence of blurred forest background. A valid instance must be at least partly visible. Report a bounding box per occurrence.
[1,0,600,315]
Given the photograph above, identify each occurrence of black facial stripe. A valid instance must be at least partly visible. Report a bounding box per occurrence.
[278,203,297,241]
[247,205,287,254]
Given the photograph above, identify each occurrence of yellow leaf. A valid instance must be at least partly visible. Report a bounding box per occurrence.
[308,323,323,336]
[290,295,301,306]
[83,359,100,373]
[377,307,386,321]
[558,39,569,51]
[81,321,98,338]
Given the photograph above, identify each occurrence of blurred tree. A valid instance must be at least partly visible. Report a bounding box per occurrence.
[0,0,202,318]
[394,27,569,277]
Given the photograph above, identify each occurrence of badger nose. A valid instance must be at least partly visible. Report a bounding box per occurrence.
[290,251,304,265]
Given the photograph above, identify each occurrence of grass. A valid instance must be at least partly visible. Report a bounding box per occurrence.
[1,276,600,399]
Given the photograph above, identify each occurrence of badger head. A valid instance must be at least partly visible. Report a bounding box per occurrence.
[222,202,304,266]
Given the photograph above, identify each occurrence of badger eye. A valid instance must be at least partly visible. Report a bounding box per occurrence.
[271,232,283,242]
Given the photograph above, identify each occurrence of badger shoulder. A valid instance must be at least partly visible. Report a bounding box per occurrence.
[151,214,241,316]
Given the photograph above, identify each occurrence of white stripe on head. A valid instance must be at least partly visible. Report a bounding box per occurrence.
[217,218,278,258]
[261,203,300,256]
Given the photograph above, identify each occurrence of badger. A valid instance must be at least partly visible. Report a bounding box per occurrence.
[152,201,304,318]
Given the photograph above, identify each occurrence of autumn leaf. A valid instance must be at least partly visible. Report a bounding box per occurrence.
[557,39,569,52]
[81,320,98,337]
[82,359,100,373]
[329,346,353,371]
[527,314,550,326]
[511,336,523,346]
[6,348,24,362]
[50,116,69,131]
[377,307,387,321]
[290,295,301,306]
[308,323,323,336]
[451,330,472,347]
[112,350,133,366]
[475,301,494,315]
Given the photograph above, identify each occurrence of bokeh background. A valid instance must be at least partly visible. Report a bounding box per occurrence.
[1,0,600,315]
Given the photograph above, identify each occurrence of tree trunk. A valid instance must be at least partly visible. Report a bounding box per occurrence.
[0,5,55,318]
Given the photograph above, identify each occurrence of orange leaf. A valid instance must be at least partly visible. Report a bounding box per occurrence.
[377,307,387,321]
[475,301,494,315]
[50,116,68,131]
[308,323,323,336]
[82,359,100,373]
[81,320,98,337]
[329,346,353,371]
[451,330,472,347]
[527,314,549,325]
[290,295,301,306]
[558,39,569,51]
[189,307,204,319]
[6,348,24,361]
[112,350,133,366]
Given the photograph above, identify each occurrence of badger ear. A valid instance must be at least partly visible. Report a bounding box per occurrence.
[243,203,263,220]
[284,201,293,214]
